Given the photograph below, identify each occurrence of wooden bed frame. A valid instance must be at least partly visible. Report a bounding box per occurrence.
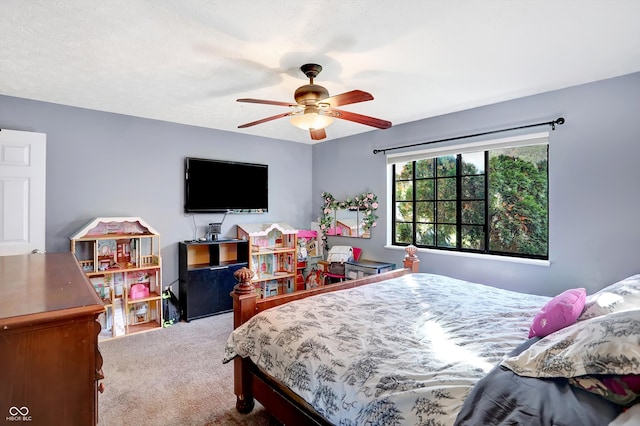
[230,246,420,425]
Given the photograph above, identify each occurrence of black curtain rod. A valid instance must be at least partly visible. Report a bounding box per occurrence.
[372,117,565,155]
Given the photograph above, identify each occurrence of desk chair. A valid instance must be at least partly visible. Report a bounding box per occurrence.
[320,247,362,285]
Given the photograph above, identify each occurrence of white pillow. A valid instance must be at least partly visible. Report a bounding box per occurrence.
[501,308,640,378]
[579,274,640,321]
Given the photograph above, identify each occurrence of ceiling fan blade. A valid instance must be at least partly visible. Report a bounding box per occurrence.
[328,108,392,129]
[309,128,327,140]
[237,98,298,107]
[238,112,294,128]
[323,90,373,107]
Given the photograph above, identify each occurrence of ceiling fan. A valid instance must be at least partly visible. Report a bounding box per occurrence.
[237,63,392,141]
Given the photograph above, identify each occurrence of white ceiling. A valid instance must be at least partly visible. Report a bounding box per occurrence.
[1,0,639,144]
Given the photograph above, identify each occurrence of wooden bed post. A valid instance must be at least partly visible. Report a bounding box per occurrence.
[232,267,257,413]
[403,245,420,272]
[232,267,257,328]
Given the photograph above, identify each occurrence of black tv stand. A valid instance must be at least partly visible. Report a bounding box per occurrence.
[178,239,249,321]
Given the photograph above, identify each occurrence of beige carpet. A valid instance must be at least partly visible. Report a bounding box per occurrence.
[98,312,281,425]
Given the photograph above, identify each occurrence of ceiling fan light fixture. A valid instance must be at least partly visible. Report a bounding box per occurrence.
[290,109,333,130]
[237,63,391,139]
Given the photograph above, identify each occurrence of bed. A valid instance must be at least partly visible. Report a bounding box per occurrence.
[223,247,638,425]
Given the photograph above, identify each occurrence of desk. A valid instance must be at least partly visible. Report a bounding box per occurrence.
[345,259,395,280]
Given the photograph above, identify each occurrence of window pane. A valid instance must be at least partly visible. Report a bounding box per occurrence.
[437,155,456,177]
[416,158,434,178]
[395,222,413,244]
[395,162,412,180]
[395,180,413,201]
[461,152,484,174]
[395,202,413,222]
[416,201,435,222]
[461,176,484,199]
[437,177,456,199]
[462,225,484,250]
[436,224,456,247]
[416,179,434,200]
[436,201,456,223]
[416,223,434,245]
[488,145,548,257]
[461,200,484,225]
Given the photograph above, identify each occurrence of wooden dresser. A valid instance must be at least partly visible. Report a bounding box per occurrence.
[0,252,105,425]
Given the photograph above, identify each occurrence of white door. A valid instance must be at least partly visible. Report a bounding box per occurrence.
[0,129,46,256]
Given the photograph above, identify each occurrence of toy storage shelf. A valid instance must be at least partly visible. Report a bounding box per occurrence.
[70,217,163,340]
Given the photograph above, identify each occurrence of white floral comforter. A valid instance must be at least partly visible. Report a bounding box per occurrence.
[223,273,550,426]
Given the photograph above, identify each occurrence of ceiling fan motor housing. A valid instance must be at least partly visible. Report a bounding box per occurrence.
[294,84,330,105]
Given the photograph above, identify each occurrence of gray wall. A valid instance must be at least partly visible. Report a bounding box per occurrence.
[2,72,638,296]
[0,97,313,288]
[313,72,640,296]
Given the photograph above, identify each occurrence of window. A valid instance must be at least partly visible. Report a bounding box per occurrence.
[390,133,549,260]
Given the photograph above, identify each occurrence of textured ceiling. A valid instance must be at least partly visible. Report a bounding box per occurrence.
[1,0,639,144]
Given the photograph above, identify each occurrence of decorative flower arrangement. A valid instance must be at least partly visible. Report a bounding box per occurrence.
[318,191,379,250]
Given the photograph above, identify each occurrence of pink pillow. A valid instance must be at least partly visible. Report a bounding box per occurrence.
[528,288,587,338]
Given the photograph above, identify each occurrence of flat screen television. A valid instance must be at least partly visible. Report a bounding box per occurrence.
[184,157,268,213]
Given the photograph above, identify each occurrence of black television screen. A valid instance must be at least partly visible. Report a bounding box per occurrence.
[184,157,268,213]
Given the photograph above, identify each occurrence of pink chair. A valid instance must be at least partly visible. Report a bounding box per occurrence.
[322,247,362,285]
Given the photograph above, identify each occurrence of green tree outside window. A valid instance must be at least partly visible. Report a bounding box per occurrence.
[392,144,548,259]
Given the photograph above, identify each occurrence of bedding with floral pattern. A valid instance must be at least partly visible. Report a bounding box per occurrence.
[579,273,640,320]
[501,308,640,378]
[224,273,550,425]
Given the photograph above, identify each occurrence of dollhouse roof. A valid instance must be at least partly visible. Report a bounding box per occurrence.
[69,217,159,239]
[237,222,297,237]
